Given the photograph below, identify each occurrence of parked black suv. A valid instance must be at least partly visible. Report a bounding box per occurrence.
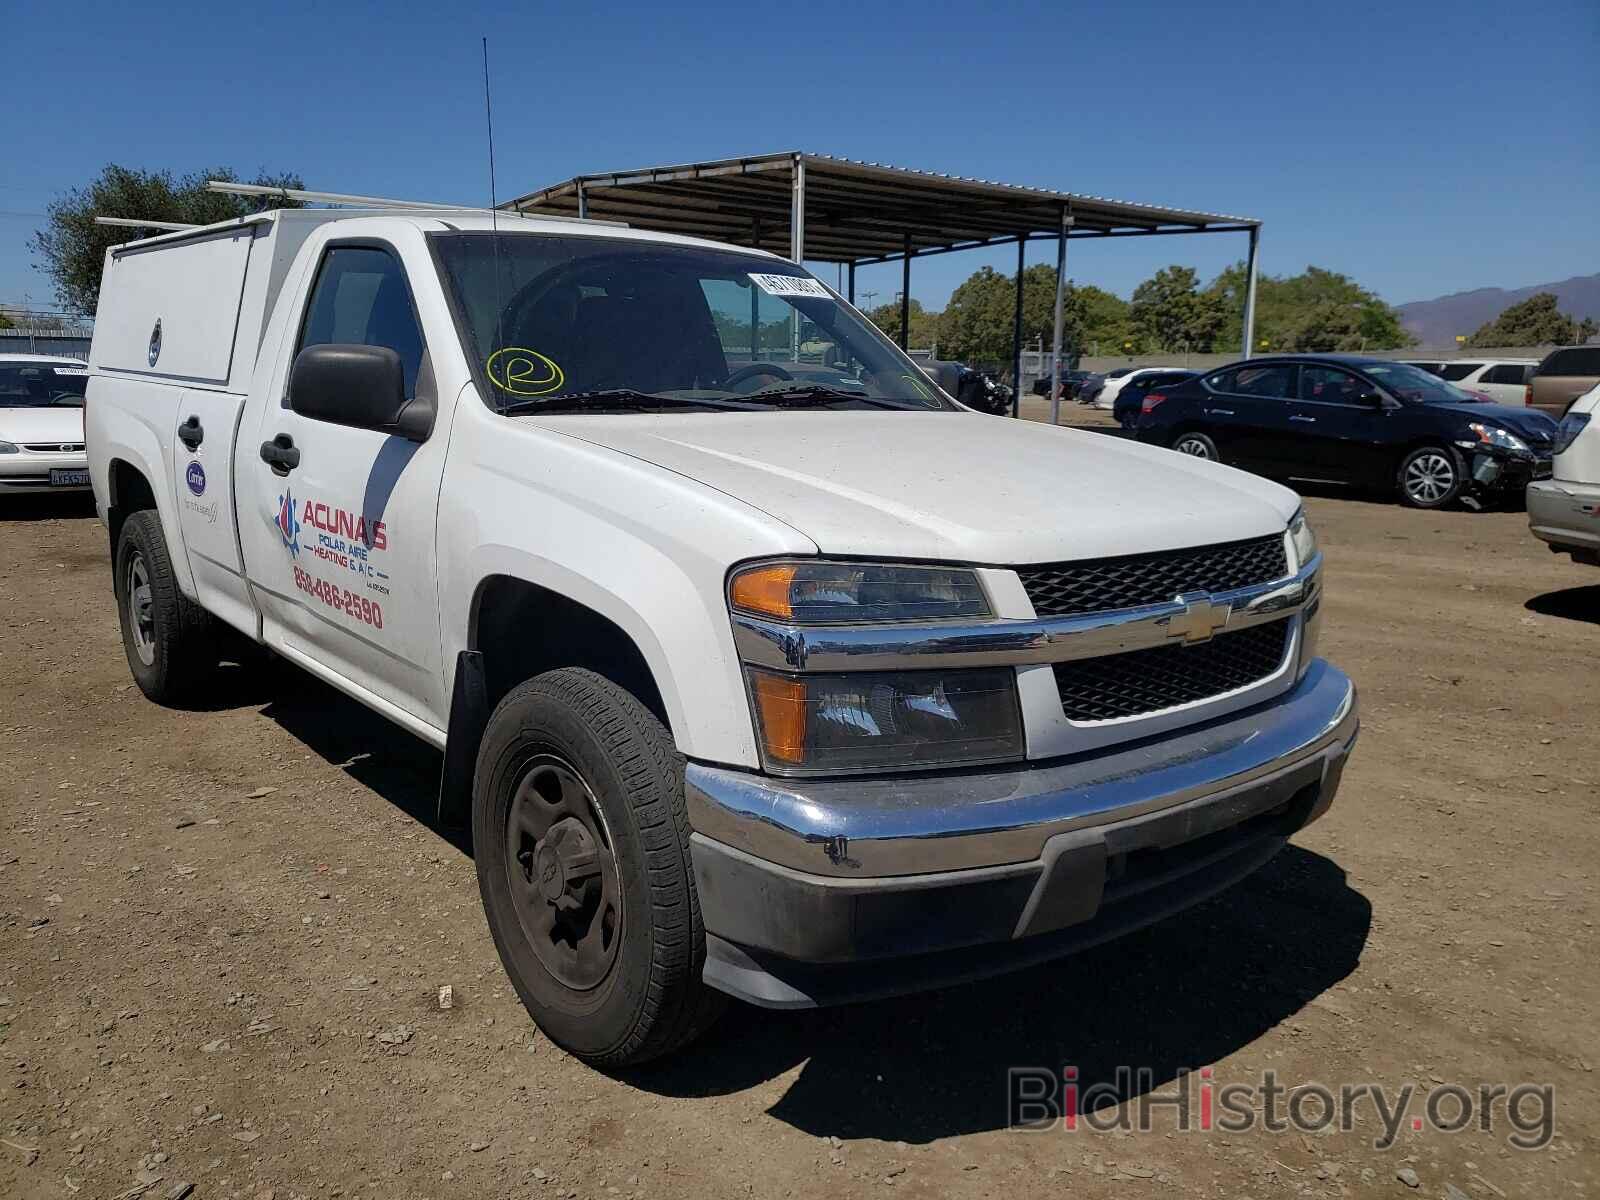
[1134,355,1559,508]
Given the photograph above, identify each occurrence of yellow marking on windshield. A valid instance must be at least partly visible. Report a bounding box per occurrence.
[488,347,564,397]
[900,373,935,400]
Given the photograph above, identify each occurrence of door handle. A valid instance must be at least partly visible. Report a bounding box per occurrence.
[1290,415,1317,423]
[1206,408,1235,416]
[178,415,204,449]
[259,433,300,475]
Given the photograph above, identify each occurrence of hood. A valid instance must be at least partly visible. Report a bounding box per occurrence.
[1434,401,1557,443]
[0,406,84,444]
[519,410,1300,563]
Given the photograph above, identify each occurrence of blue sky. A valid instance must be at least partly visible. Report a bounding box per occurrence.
[4,0,1596,318]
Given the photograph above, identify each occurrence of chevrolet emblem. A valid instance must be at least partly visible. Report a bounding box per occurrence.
[1167,592,1231,644]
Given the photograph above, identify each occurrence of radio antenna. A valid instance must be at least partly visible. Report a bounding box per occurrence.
[481,36,508,381]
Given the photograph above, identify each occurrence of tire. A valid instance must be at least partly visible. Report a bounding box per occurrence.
[1171,431,1219,460]
[1396,445,1464,509]
[113,509,217,703]
[473,668,725,1065]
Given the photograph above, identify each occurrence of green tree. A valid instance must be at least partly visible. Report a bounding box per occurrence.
[1465,292,1581,347]
[0,309,14,330]
[865,297,941,348]
[1206,263,1411,352]
[935,264,1095,364]
[1075,284,1132,354]
[31,165,304,315]
[1128,265,1228,351]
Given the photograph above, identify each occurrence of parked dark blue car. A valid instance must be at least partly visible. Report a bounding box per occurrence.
[1111,369,1197,429]
[1134,355,1558,509]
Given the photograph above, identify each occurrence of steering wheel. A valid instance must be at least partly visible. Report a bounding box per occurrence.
[723,362,794,393]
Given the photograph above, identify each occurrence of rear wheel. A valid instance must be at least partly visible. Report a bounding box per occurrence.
[473,668,724,1065]
[114,509,217,702]
[1171,431,1219,460]
[1397,446,1464,508]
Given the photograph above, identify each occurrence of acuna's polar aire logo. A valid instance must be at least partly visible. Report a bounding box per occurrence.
[275,487,302,556]
[185,461,206,497]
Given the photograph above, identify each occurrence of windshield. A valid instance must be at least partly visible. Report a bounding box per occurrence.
[1362,361,1482,404]
[0,362,87,407]
[430,233,952,413]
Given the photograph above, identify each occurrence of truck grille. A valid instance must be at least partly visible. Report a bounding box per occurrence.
[22,442,85,453]
[1018,534,1288,618]
[1052,619,1290,722]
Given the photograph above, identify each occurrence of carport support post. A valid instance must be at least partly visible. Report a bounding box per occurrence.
[847,261,856,305]
[1048,208,1073,425]
[1011,234,1026,418]
[900,234,912,351]
[751,218,763,362]
[1242,224,1260,358]
[576,181,588,220]
[790,157,807,361]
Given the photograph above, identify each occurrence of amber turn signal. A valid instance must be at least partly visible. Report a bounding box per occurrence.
[729,563,797,620]
[749,671,808,764]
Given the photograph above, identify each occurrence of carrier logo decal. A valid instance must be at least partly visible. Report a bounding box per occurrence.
[148,318,163,367]
[275,487,302,557]
[487,347,564,397]
[186,461,206,496]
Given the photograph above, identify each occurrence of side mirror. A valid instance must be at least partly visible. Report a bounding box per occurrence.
[289,344,434,441]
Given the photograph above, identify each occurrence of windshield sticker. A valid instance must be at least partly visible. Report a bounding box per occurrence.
[53,367,89,377]
[748,273,831,300]
[488,347,564,397]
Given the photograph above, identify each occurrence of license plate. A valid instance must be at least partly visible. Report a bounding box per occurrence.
[49,469,90,486]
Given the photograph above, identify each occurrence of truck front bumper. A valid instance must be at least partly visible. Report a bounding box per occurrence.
[687,659,1358,1008]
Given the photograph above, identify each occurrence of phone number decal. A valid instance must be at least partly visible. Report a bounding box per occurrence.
[293,566,384,629]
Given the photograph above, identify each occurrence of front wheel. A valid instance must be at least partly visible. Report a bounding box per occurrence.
[472,668,724,1065]
[1171,431,1219,460]
[1396,446,1464,508]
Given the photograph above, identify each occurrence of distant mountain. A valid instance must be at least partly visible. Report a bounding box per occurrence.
[1397,274,1600,348]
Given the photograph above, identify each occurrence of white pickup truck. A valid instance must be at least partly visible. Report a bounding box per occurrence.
[86,206,1357,1064]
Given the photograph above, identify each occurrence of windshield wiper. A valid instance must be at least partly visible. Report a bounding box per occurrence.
[498,389,764,416]
[738,384,921,410]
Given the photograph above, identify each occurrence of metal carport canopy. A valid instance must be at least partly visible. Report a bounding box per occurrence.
[504,151,1263,418]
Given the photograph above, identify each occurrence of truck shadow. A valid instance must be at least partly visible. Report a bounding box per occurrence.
[246,668,1370,1143]
[1525,584,1600,627]
[625,845,1371,1143]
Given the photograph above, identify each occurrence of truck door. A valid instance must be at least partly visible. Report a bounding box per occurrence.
[171,388,251,631]
[240,241,449,730]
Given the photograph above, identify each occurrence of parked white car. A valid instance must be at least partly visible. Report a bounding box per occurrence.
[0,355,90,494]
[1528,382,1600,566]
[1094,366,1180,411]
[1408,359,1536,406]
[86,206,1356,1065]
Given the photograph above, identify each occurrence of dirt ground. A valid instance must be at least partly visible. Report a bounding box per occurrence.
[2,448,1597,1199]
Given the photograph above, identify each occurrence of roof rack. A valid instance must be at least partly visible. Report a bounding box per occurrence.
[204,181,621,226]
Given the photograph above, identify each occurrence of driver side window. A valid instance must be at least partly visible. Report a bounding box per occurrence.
[297,246,425,399]
[1299,366,1369,406]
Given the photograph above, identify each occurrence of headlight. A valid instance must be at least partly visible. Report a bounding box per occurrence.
[1288,507,1317,571]
[729,560,990,624]
[746,667,1023,774]
[0,441,17,455]
[1467,423,1530,454]
[1553,412,1590,456]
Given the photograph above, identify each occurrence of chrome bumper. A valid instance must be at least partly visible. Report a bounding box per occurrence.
[687,658,1357,879]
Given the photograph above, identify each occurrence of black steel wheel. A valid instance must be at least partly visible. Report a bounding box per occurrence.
[504,754,623,991]
[473,668,724,1065]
